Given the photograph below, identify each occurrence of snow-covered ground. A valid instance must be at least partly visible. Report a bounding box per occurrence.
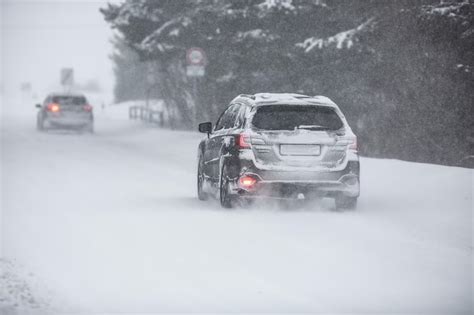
[1,102,472,314]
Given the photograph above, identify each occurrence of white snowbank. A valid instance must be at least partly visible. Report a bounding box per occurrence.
[0,258,50,313]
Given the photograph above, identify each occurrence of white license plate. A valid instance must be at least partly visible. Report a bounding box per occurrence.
[280,144,321,156]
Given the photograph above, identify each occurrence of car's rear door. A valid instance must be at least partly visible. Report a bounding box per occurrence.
[204,104,240,181]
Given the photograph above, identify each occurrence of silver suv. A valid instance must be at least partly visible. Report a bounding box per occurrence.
[197,93,360,209]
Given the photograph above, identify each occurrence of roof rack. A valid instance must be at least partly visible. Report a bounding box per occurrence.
[237,94,256,100]
[288,94,311,98]
[230,93,337,108]
[313,95,333,101]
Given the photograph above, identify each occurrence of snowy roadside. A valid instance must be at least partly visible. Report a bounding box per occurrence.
[1,101,472,313]
[0,258,51,314]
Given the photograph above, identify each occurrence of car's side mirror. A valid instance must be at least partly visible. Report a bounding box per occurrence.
[199,122,212,136]
[35,104,41,109]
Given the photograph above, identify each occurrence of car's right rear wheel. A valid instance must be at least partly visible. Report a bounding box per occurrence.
[84,123,94,133]
[335,195,358,210]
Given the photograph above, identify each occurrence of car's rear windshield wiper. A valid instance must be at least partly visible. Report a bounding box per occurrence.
[296,124,332,131]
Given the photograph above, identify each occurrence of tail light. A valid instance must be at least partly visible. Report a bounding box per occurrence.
[236,134,251,149]
[83,104,93,112]
[349,137,358,151]
[239,175,258,189]
[47,103,60,112]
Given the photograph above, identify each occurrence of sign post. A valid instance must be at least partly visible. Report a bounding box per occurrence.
[186,47,206,125]
[20,82,32,105]
[20,82,32,93]
[60,68,74,92]
[146,67,156,110]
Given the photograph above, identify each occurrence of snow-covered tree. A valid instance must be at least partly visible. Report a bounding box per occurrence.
[101,0,473,166]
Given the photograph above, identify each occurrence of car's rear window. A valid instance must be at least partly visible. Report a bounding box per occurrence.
[52,96,87,105]
[251,105,344,131]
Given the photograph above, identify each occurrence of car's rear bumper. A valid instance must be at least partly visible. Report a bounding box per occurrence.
[230,160,360,199]
[46,115,93,127]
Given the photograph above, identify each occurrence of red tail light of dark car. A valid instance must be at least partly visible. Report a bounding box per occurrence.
[236,134,251,149]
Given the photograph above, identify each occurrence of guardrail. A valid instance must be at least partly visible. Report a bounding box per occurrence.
[129,106,164,126]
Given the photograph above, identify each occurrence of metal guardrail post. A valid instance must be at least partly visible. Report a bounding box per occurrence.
[129,106,136,120]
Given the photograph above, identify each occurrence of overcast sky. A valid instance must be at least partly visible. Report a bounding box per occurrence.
[1,0,115,104]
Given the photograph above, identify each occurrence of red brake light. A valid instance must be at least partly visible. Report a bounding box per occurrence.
[239,175,257,188]
[47,103,60,112]
[236,134,251,149]
[84,104,93,112]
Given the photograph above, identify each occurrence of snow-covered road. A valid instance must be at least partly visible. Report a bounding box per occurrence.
[1,105,472,313]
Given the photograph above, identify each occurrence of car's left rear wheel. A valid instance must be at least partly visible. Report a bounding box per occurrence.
[37,117,45,131]
[219,166,234,208]
[197,155,208,201]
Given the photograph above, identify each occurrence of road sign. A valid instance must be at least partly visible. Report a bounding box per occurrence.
[186,48,206,77]
[186,65,205,77]
[60,68,74,86]
[186,47,206,66]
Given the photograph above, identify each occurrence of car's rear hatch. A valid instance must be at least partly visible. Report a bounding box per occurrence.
[52,95,91,120]
[249,105,352,170]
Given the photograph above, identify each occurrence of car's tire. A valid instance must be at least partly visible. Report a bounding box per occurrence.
[197,155,208,201]
[335,195,358,210]
[84,123,94,134]
[219,165,234,208]
[37,117,45,131]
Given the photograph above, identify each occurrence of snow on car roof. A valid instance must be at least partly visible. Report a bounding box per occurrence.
[232,93,338,108]
[48,92,86,98]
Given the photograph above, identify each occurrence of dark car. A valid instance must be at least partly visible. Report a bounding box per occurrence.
[197,93,360,209]
[36,93,94,133]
